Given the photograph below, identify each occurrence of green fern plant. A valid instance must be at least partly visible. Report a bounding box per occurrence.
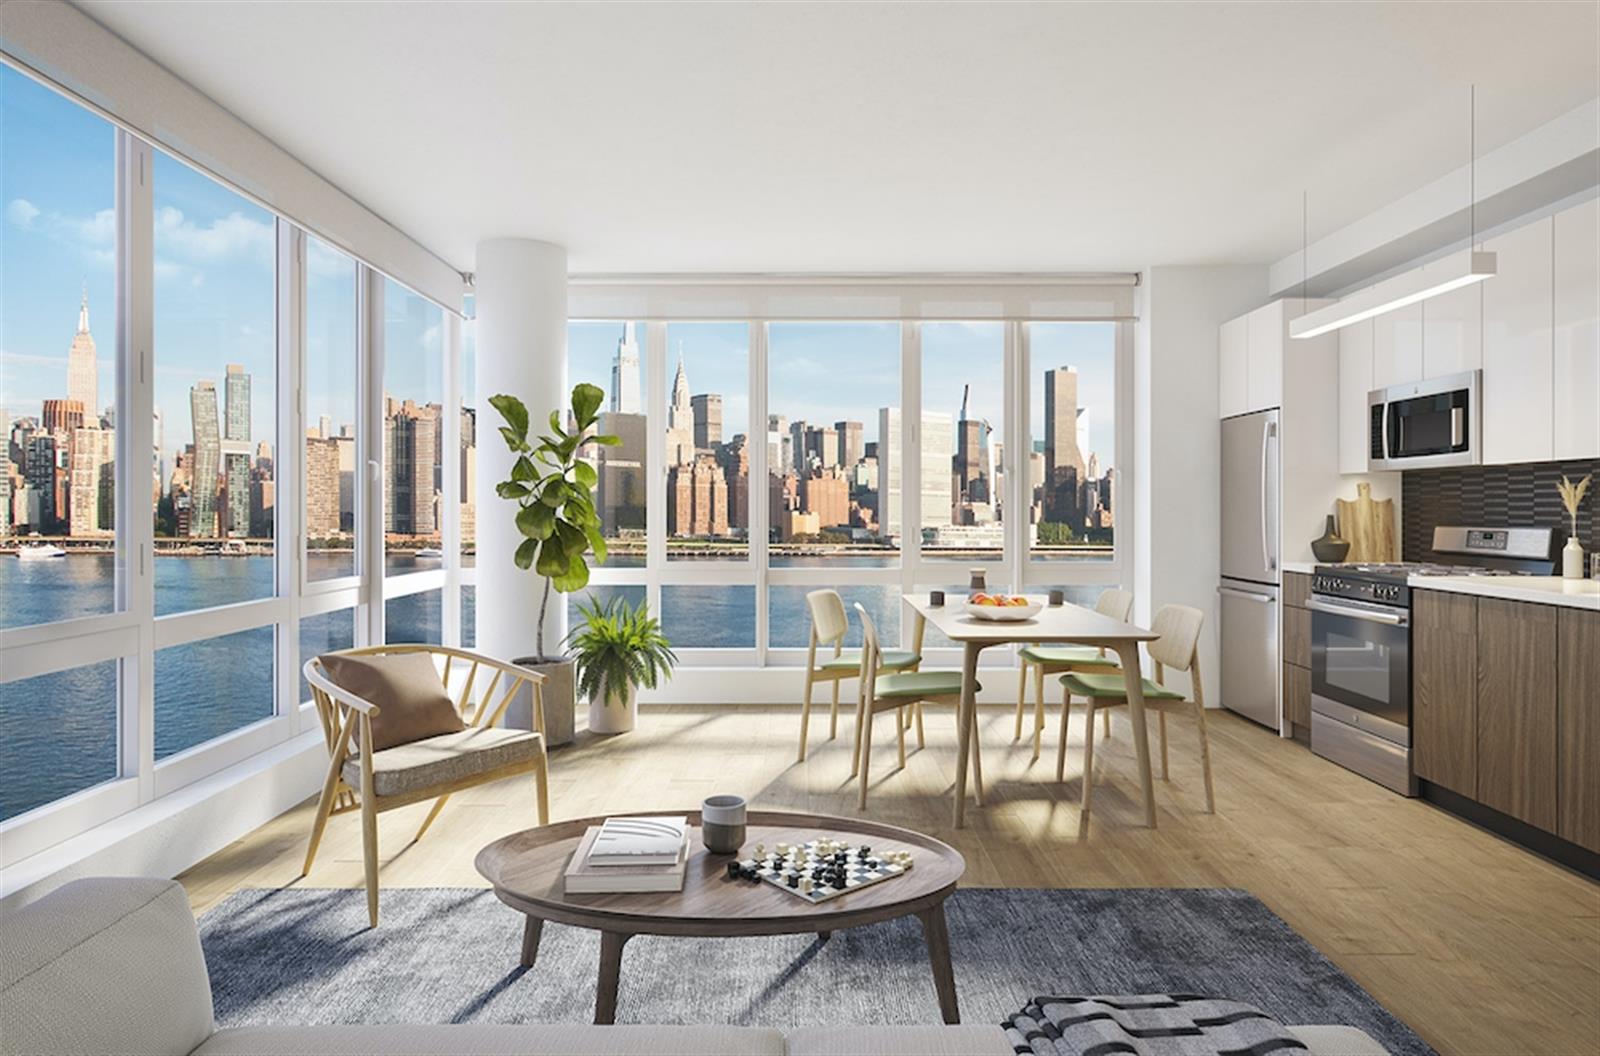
[567,596,678,708]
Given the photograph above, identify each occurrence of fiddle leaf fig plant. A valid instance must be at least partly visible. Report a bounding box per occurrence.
[490,382,619,662]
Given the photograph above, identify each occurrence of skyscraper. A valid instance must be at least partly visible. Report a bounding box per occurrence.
[305,436,342,537]
[68,425,115,536]
[1043,366,1084,526]
[610,322,641,414]
[834,420,863,469]
[920,410,953,529]
[67,286,97,417]
[665,354,694,465]
[190,381,221,536]
[385,401,438,536]
[0,410,10,536]
[224,364,251,442]
[691,392,722,450]
[953,384,985,507]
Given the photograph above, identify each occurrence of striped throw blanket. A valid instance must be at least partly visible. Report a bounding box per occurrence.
[1004,994,1309,1056]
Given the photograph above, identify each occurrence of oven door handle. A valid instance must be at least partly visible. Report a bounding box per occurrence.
[1306,597,1409,626]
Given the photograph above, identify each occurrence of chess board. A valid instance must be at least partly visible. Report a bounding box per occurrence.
[734,839,911,904]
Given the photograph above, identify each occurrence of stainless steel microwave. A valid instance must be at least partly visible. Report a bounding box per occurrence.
[1367,370,1481,471]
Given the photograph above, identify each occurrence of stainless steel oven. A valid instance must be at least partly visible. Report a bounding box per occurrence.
[1307,587,1414,795]
[1367,369,1480,471]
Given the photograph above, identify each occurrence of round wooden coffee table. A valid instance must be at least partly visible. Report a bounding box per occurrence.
[475,810,966,1025]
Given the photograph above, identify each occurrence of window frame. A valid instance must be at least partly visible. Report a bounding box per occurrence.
[0,99,459,862]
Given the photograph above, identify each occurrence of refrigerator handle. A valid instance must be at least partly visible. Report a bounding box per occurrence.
[1259,420,1273,574]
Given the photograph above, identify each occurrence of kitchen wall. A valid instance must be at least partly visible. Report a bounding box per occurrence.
[1402,458,1600,562]
[1135,264,1268,706]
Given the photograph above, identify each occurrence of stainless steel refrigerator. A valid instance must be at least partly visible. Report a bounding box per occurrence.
[1218,408,1280,729]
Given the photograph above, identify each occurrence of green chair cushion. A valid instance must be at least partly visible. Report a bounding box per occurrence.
[1060,671,1187,701]
[819,649,919,672]
[874,671,976,700]
[1019,644,1119,668]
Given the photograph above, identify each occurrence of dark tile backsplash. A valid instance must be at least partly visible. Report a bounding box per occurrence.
[1402,459,1600,563]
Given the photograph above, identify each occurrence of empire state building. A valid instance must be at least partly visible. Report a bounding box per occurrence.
[67,286,97,417]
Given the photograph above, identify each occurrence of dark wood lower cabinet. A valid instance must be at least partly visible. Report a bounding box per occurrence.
[1475,598,1558,832]
[1557,607,1600,852]
[1412,590,1478,797]
[1283,663,1311,728]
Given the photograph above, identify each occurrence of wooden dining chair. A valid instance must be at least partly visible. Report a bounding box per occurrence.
[797,589,923,762]
[1057,604,1213,837]
[302,644,550,926]
[1014,588,1135,759]
[851,603,981,810]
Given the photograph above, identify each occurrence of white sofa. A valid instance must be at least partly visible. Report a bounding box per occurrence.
[0,878,1389,1055]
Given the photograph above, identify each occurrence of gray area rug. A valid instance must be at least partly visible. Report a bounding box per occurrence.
[199,887,1431,1056]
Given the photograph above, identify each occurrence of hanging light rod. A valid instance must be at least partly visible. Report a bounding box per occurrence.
[1289,249,1497,339]
[1293,83,1496,340]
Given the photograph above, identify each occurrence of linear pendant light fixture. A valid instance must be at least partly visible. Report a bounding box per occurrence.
[1291,86,1496,340]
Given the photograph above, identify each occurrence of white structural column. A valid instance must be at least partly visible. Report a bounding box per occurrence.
[474,239,569,663]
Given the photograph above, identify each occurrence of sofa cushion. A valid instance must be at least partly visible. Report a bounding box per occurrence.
[785,1026,1012,1056]
[320,651,465,752]
[340,726,543,798]
[0,877,213,1056]
[195,1024,785,1055]
[1288,1025,1392,1055]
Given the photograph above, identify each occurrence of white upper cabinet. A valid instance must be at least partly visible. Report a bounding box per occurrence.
[1246,302,1284,411]
[1219,314,1249,418]
[1554,197,1600,460]
[1482,216,1554,465]
[1338,318,1376,474]
[1421,282,1482,378]
[1373,300,1424,388]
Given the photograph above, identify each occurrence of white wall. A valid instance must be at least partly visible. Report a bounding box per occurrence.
[1134,266,1268,705]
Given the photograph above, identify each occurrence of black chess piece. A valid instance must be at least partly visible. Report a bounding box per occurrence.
[727,861,741,879]
[786,874,799,888]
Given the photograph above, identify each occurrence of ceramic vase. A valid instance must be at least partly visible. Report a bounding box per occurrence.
[588,677,638,735]
[1563,536,1584,579]
[1311,514,1351,563]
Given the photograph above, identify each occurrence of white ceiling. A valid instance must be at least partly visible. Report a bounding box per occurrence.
[75,1,1600,275]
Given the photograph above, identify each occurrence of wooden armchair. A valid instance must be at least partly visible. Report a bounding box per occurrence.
[302,644,550,926]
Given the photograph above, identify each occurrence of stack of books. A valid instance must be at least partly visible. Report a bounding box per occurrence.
[563,815,689,894]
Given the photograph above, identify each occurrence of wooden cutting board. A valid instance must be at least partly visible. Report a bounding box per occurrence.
[1336,482,1396,563]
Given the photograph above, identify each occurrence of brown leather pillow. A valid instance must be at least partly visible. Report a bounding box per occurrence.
[318,652,465,752]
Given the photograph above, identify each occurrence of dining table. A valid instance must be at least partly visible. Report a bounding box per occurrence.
[903,593,1161,828]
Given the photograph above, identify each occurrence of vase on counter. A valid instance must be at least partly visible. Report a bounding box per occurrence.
[1311,515,1351,563]
[1563,536,1584,579]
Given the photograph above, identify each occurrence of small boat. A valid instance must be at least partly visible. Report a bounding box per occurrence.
[414,547,444,559]
[15,543,67,560]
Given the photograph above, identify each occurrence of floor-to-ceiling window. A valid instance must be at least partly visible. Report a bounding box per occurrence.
[0,63,122,822]
[381,278,446,646]
[150,150,280,759]
[0,60,467,862]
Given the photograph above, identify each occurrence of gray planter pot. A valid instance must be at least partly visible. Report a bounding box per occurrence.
[510,657,576,747]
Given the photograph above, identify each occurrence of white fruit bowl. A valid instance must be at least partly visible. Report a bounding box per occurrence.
[964,600,1042,622]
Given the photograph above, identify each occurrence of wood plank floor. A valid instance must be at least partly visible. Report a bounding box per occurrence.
[178,704,1600,1056]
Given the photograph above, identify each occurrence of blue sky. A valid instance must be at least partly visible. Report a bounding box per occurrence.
[5,64,1114,473]
[4,65,442,466]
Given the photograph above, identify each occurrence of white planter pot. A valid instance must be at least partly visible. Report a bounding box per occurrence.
[588,678,638,735]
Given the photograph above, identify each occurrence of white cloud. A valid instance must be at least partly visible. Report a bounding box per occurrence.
[6,198,40,228]
[155,206,274,264]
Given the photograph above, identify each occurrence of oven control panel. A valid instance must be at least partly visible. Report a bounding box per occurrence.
[1313,574,1409,607]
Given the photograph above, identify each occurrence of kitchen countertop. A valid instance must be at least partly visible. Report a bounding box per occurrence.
[1282,561,1317,576]
[1409,575,1600,611]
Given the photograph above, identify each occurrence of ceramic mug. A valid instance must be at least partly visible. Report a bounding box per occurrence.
[1048,589,1065,607]
[930,590,945,607]
[701,794,747,855]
